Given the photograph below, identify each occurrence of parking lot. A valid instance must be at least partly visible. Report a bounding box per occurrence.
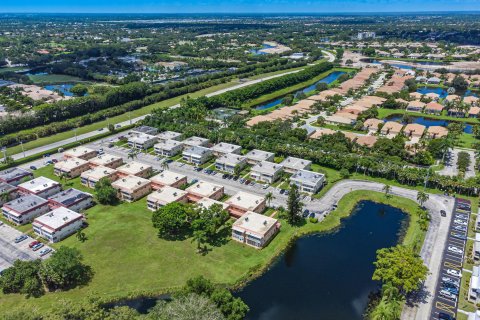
[430,198,471,320]
[0,223,53,272]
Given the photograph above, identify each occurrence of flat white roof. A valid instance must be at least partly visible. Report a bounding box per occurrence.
[34,207,83,231]
[89,153,123,166]
[196,198,229,210]
[225,191,265,211]
[182,136,209,147]
[18,176,60,193]
[280,156,311,171]
[117,161,152,175]
[154,139,183,150]
[157,131,182,141]
[112,175,150,191]
[211,142,242,154]
[64,146,96,158]
[233,211,278,236]
[245,149,274,162]
[251,161,283,175]
[183,146,212,157]
[81,166,117,180]
[186,180,223,198]
[54,157,89,171]
[148,186,187,204]
[150,170,186,186]
[216,153,247,166]
[4,194,48,214]
[128,133,158,144]
[291,169,325,185]
[0,167,32,182]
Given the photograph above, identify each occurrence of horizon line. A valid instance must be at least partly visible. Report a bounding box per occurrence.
[1,10,480,14]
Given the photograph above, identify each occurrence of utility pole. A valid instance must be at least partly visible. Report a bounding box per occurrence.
[20,141,25,158]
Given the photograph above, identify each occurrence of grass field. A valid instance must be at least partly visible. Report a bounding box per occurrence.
[0,165,425,314]
[27,74,84,84]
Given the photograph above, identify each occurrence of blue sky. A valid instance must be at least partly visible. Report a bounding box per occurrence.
[1,0,479,13]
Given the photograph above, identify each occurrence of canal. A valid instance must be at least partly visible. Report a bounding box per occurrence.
[236,200,408,320]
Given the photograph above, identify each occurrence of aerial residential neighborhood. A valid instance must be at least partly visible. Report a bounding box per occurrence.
[0,5,479,320]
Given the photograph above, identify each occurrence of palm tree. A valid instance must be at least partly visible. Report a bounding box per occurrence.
[382,185,392,198]
[265,192,275,207]
[416,191,429,207]
[161,161,169,171]
[0,191,10,204]
[127,151,137,161]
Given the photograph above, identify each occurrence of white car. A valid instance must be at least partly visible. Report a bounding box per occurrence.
[446,269,462,278]
[454,220,467,226]
[439,289,457,301]
[448,246,463,255]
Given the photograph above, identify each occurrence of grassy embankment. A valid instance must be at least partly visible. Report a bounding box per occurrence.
[0,165,425,314]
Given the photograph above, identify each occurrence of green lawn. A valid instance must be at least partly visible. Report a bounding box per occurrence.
[0,166,426,314]
[28,74,84,84]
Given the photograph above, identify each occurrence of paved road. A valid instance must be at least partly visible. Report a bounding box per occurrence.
[10,69,304,161]
[322,50,335,63]
[438,148,477,178]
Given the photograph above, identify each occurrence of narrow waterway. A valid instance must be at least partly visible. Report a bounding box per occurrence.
[236,200,407,320]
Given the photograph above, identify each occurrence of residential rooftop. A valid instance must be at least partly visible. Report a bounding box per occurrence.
[291,169,325,185]
[18,176,60,193]
[280,156,311,171]
[150,170,186,186]
[232,211,278,236]
[182,136,209,147]
[211,142,242,154]
[186,180,223,198]
[251,161,283,175]
[245,149,275,162]
[117,161,152,175]
[155,139,183,150]
[81,166,117,181]
[196,198,229,210]
[148,186,187,204]
[89,154,123,167]
[225,191,265,211]
[48,188,92,207]
[54,157,89,171]
[3,194,48,214]
[0,167,32,183]
[157,131,182,141]
[112,175,151,191]
[64,146,96,158]
[34,207,83,231]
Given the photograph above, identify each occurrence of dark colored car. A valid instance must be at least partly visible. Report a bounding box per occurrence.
[29,165,37,170]
[14,235,28,243]
[29,241,40,248]
[440,210,446,217]
[438,312,455,320]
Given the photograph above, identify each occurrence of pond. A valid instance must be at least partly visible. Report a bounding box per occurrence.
[236,201,407,320]
[360,58,448,70]
[255,71,346,110]
[250,43,276,55]
[384,115,473,134]
[416,87,478,99]
[44,83,76,97]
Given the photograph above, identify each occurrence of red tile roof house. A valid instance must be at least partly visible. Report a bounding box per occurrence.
[424,102,444,115]
[464,96,480,106]
[406,100,425,112]
[403,123,426,139]
[426,126,448,139]
[469,106,480,118]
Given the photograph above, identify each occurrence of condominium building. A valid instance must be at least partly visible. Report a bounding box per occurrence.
[0,182,19,206]
[280,156,312,174]
[2,194,50,225]
[182,146,213,165]
[116,161,153,179]
[48,188,94,213]
[131,125,158,136]
[149,170,187,189]
[154,139,184,157]
[33,207,84,243]
[196,197,229,211]
[146,186,188,211]
[89,153,124,169]
[244,149,275,165]
[290,170,325,194]
[215,154,247,174]
[112,175,152,202]
[63,146,97,160]
[232,211,280,249]
[250,161,284,183]
[0,167,33,186]
[157,130,182,142]
[81,166,118,188]
[182,136,209,148]
[18,176,62,199]
[225,191,266,218]
[128,133,158,150]
[54,157,90,178]
[186,180,224,202]
[211,142,242,157]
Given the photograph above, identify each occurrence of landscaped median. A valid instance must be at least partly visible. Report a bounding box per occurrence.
[0,165,427,315]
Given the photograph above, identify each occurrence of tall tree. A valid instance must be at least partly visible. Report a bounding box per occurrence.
[286,184,303,224]
[416,191,429,207]
[94,177,118,205]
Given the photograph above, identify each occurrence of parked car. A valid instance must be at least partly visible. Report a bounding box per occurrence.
[239,178,245,184]
[447,246,463,255]
[166,159,173,164]
[442,281,459,290]
[191,179,198,184]
[222,174,227,179]
[453,220,467,226]
[233,176,239,181]
[29,241,40,248]
[39,248,52,257]
[284,190,289,196]
[438,312,455,320]
[455,214,468,219]
[262,184,269,189]
[51,159,58,163]
[14,235,28,243]
[442,286,459,295]
[451,233,467,240]
[453,225,467,232]
[446,269,462,278]
[32,243,44,251]
[29,165,37,170]
[440,210,446,217]
[442,276,460,286]
[279,189,285,194]
[309,212,316,218]
[439,290,457,301]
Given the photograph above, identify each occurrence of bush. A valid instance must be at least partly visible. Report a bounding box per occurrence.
[309,217,318,223]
